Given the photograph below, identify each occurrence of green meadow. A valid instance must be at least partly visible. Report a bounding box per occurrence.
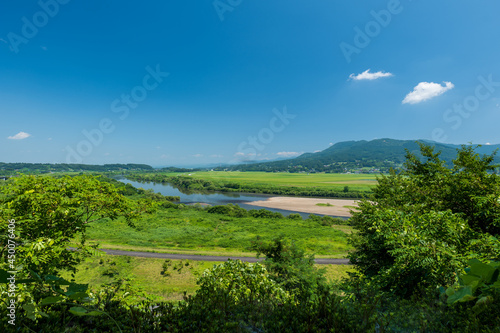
[62,255,354,302]
[85,205,352,257]
[159,171,379,192]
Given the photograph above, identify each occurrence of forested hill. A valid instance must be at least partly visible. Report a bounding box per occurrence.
[0,162,153,174]
[223,139,500,173]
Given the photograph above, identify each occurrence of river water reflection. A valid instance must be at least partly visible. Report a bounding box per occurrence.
[118,178,341,219]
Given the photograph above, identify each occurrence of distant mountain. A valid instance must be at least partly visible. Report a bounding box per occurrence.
[222,139,500,173]
[0,163,154,174]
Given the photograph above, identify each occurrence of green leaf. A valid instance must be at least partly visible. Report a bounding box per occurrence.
[85,311,104,316]
[22,303,37,321]
[40,296,65,306]
[45,275,71,285]
[65,283,88,295]
[68,306,88,316]
[39,311,49,318]
[468,259,496,282]
[447,286,475,304]
[67,292,91,302]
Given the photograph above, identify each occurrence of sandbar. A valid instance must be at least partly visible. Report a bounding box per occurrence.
[246,197,359,217]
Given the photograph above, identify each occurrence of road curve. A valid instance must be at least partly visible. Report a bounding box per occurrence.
[97,248,350,265]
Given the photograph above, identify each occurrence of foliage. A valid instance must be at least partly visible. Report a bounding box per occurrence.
[349,143,500,297]
[0,175,155,325]
[86,203,351,256]
[191,259,291,308]
[442,259,500,313]
[216,138,500,173]
[206,203,248,217]
[0,162,153,175]
[0,175,152,275]
[350,209,474,296]
[126,172,372,199]
[251,236,327,302]
[307,214,350,226]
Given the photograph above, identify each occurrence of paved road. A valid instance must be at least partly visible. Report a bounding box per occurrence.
[97,248,350,265]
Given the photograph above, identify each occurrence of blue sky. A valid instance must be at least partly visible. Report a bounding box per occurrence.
[1,0,500,167]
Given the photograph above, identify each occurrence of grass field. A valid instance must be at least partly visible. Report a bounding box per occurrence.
[86,206,352,257]
[62,254,355,302]
[161,171,379,192]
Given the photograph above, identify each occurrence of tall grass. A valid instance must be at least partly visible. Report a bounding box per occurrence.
[86,205,351,256]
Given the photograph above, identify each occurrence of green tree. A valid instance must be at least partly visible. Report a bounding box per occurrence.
[348,143,500,296]
[251,236,327,302]
[0,174,155,322]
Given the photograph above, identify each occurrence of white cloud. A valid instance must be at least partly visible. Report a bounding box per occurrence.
[402,81,454,104]
[210,154,223,158]
[193,154,203,158]
[234,152,256,158]
[349,69,393,81]
[486,142,492,145]
[8,131,31,140]
[277,151,302,158]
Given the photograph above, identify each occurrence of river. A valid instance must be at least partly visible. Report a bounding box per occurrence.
[118,178,345,219]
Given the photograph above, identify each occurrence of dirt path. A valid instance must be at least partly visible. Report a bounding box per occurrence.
[96,248,350,265]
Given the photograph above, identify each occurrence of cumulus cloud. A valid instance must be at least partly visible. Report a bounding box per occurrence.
[402,81,454,104]
[8,131,31,140]
[349,69,393,81]
[277,151,302,158]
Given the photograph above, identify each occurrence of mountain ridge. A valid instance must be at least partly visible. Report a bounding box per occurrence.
[223,138,500,173]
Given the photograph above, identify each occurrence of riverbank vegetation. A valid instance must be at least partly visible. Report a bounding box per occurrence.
[85,202,350,257]
[1,143,500,331]
[126,171,376,199]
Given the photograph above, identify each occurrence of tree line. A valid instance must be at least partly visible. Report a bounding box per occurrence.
[1,143,499,331]
[126,173,371,199]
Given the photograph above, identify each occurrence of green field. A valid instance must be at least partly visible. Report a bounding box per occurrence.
[85,205,352,257]
[149,171,379,192]
[62,254,355,302]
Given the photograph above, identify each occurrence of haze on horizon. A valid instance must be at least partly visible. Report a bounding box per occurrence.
[1,1,500,166]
